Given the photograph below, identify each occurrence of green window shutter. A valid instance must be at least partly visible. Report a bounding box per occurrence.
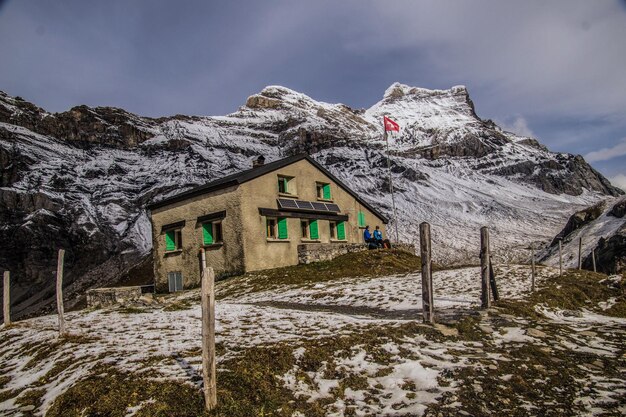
[278,217,288,239]
[323,184,331,199]
[358,211,366,227]
[165,231,176,251]
[310,220,319,239]
[337,221,346,240]
[203,223,213,245]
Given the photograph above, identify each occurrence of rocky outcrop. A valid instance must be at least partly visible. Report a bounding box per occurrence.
[583,223,626,274]
[0,92,156,149]
[609,199,626,218]
[550,201,607,246]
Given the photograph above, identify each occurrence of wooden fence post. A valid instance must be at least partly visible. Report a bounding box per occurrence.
[3,271,10,326]
[578,237,582,270]
[419,222,434,324]
[480,227,491,309]
[558,239,563,277]
[202,267,217,411]
[530,245,536,292]
[201,248,207,270]
[592,249,597,273]
[56,249,66,335]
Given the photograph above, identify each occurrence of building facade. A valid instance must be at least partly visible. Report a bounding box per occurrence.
[148,154,388,292]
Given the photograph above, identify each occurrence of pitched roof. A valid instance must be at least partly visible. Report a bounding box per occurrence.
[147,154,388,223]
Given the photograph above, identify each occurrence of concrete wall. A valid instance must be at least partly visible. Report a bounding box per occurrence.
[86,286,142,307]
[240,158,388,272]
[149,185,245,292]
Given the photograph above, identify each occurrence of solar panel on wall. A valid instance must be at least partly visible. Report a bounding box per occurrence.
[325,203,340,212]
[295,200,314,210]
[277,198,298,209]
[311,202,328,211]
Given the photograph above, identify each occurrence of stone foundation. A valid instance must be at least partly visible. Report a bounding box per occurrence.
[86,286,144,308]
[297,242,416,264]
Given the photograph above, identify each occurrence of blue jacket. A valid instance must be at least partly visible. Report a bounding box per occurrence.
[363,229,372,241]
[373,230,382,240]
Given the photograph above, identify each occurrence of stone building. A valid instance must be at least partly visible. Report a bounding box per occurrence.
[147,154,388,292]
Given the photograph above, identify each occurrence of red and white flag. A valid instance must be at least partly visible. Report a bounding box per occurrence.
[383,116,400,132]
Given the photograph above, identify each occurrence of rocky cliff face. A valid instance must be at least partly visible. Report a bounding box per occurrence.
[541,198,626,274]
[0,84,622,319]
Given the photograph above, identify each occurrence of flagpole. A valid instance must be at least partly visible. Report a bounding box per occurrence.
[383,120,400,243]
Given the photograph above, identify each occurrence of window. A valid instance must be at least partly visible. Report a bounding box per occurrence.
[358,211,366,228]
[316,182,331,200]
[168,271,183,292]
[267,217,288,239]
[267,218,277,238]
[300,220,319,240]
[301,220,309,239]
[202,221,223,245]
[278,176,294,194]
[329,221,336,239]
[165,229,183,251]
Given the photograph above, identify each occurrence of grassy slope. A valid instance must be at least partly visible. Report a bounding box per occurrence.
[2,250,625,416]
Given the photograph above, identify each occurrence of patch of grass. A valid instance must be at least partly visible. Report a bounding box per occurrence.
[37,358,76,385]
[163,301,193,312]
[219,249,422,298]
[118,306,148,314]
[23,341,63,371]
[15,387,46,409]
[45,320,448,417]
[61,333,100,344]
[454,316,484,341]
[47,364,207,417]
[497,269,626,318]
[0,388,19,404]
[0,376,9,390]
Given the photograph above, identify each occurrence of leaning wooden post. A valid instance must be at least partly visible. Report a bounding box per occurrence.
[591,249,597,273]
[558,239,563,277]
[480,227,491,309]
[578,237,582,270]
[3,271,10,326]
[419,222,434,324]
[56,249,66,335]
[201,267,217,411]
[530,245,536,292]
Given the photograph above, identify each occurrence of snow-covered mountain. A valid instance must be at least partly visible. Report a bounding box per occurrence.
[0,83,621,319]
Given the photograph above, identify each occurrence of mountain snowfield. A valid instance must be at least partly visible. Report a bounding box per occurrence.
[0,83,622,318]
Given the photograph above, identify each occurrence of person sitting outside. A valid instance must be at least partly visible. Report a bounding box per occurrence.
[373,226,384,248]
[363,225,376,249]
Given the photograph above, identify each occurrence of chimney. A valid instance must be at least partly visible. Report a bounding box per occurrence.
[252,155,265,168]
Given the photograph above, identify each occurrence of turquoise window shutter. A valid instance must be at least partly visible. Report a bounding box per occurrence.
[323,184,331,199]
[337,221,346,240]
[165,231,176,251]
[310,220,319,239]
[358,211,366,227]
[203,223,213,245]
[278,217,288,239]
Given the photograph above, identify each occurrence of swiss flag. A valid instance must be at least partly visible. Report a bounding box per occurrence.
[384,116,400,132]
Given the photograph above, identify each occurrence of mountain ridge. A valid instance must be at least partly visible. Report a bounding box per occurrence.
[0,83,622,320]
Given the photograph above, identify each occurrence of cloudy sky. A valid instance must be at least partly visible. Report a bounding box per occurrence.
[1,0,625,189]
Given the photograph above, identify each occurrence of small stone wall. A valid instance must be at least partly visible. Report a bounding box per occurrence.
[86,286,143,308]
[297,242,416,264]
